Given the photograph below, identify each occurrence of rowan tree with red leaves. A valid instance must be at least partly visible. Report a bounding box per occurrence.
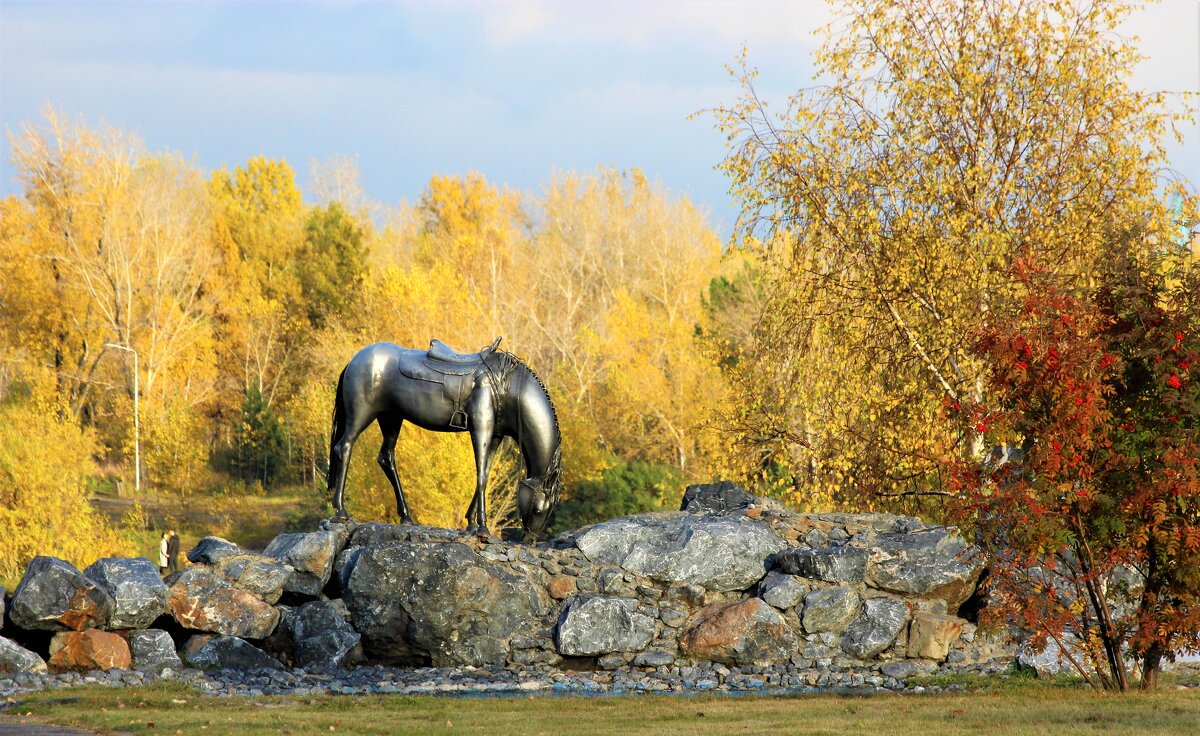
[949,252,1199,691]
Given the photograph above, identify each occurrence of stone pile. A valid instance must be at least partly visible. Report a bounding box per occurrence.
[0,482,1017,692]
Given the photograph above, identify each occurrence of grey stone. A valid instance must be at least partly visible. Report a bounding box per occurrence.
[842,597,910,659]
[10,556,113,631]
[759,572,810,610]
[348,522,463,547]
[217,556,293,604]
[187,536,245,565]
[128,629,182,674]
[633,650,676,667]
[83,557,168,629]
[0,585,6,630]
[1018,634,1083,678]
[574,512,785,592]
[331,545,363,597]
[865,528,984,609]
[295,630,363,669]
[292,600,354,642]
[776,546,869,583]
[264,530,347,596]
[555,596,655,656]
[801,586,862,633]
[183,635,283,671]
[880,659,937,679]
[0,636,47,674]
[344,541,538,666]
[680,481,756,516]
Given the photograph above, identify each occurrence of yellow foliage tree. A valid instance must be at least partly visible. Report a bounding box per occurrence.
[712,0,1197,510]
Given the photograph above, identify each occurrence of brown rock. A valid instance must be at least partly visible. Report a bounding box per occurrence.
[744,508,763,518]
[547,575,577,600]
[907,611,965,661]
[166,568,280,639]
[48,630,131,672]
[680,598,797,665]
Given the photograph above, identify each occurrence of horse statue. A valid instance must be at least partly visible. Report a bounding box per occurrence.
[327,338,562,541]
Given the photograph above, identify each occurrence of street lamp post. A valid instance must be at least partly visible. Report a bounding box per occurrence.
[105,343,140,495]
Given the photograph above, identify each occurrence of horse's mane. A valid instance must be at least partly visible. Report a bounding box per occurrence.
[486,351,562,496]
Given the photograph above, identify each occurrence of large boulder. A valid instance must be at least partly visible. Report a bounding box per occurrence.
[574,512,785,592]
[164,567,280,639]
[183,635,282,671]
[680,598,798,665]
[841,597,910,659]
[291,600,362,669]
[907,611,965,661]
[83,557,168,629]
[758,571,810,610]
[0,636,47,674]
[187,536,245,565]
[47,629,131,672]
[680,481,756,516]
[128,629,183,674]
[264,529,347,596]
[216,556,293,605]
[555,596,656,656]
[776,546,869,583]
[865,528,984,609]
[344,541,539,666]
[10,556,113,631]
[801,586,862,633]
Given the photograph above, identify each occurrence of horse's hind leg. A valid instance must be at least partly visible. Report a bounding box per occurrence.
[377,414,415,524]
[329,410,374,520]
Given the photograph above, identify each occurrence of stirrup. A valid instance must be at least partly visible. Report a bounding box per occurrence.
[450,410,468,430]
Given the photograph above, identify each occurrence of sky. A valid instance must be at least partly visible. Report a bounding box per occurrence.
[0,0,1197,238]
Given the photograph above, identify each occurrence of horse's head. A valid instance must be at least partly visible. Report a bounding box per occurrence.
[517,475,560,543]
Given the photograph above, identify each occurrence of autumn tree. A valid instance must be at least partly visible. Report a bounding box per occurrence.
[949,251,1199,690]
[713,0,1195,508]
[297,202,368,328]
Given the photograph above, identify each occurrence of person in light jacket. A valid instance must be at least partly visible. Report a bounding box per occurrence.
[166,530,181,573]
[158,531,170,574]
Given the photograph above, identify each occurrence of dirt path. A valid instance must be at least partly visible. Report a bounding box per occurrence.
[0,717,98,735]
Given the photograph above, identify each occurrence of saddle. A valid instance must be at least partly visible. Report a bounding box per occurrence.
[399,338,504,429]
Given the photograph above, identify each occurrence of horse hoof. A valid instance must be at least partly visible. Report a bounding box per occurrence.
[465,523,479,535]
[475,527,493,541]
[399,516,415,525]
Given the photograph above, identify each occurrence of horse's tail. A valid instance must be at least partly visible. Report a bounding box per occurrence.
[327,367,347,481]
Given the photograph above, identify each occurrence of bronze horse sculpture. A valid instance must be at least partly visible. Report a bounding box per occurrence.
[327,338,562,540]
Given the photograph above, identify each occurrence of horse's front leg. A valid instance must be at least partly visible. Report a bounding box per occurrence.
[466,394,497,538]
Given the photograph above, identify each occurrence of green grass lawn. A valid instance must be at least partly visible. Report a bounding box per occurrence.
[4,681,1198,736]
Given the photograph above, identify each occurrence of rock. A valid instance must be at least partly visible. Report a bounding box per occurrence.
[264,530,347,596]
[344,541,538,666]
[1018,633,1083,678]
[759,571,810,610]
[907,611,965,661]
[575,512,785,592]
[841,597,910,659]
[128,629,182,674]
[164,567,280,639]
[83,557,168,629]
[295,630,363,669]
[47,629,132,671]
[776,546,869,583]
[880,659,937,679]
[865,528,985,609]
[547,575,577,600]
[555,596,655,656]
[291,600,353,642]
[680,481,756,516]
[10,556,113,631]
[633,650,676,667]
[680,598,798,665]
[0,636,47,674]
[801,586,862,633]
[0,585,6,630]
[331,546,363,597]
[186,536,245,565]
[348,523,464,547]
[183,635,282,671]
[217,556,293,605]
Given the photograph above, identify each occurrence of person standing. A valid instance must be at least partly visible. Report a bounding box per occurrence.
[166,530,181,573]
[158,531,170,574]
